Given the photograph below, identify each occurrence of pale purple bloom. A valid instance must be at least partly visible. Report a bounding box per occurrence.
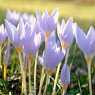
[22,22,42,55]
[39,32,65,70]
[36,9,59,34]
[6,10,20,26]
[73,23,95,56]
[61,63,70,85]
[5,18,25,48]
[58,18,74,48]
[0,24,7,43]
[22,13,36,25]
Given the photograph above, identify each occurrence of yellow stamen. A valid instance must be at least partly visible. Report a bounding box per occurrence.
[62,84,68,95]
[85,56,93,64]
[16,47,22,53]
[46,68,56,76]
[45,32,51,46]
[61,41,69,49]
[28,54,32,61]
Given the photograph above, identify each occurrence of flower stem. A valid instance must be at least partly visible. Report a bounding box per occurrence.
[28,55,32,95]
[78,78,82,95]
[38,67,45,95]
[85,56,93,95]
[34,52,38,95]
[52,62,61,95]
[87,61,92,95]
[18,52,27,95]
[62,89,66,95]
[64,48,70,65]
[43,74,50,95]
[3,64,7,80]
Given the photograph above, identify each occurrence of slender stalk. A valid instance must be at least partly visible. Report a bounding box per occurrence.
[3,64,7,80]
[62,89,66,95]
[64,48,70,65]
[87,61,92,95]
[52,63,61,95]
[34,52,38,95]
[85,56,93,95]
[52,48,70,95]
[18,52,27,95]
[43,74,50,95]
[78,78,82,95]
[28,55,32,95]
[38,68,45,95]
[3,40,10,80]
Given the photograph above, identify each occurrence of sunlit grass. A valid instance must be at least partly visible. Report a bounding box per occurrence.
[0,0,95,20]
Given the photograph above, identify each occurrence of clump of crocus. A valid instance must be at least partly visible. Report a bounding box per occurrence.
[5,18,27,94]
[73,23,95,95]
[19,14,43,94]
[53,17,74,95]
[37,10,59,95]
[6,10,20,26]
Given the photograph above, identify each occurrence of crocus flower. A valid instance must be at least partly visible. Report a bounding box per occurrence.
[36,9,58,32]
[36,9,59,42]
[58,18,74,49]
[73,23,95,95]
[5,18,25,49]
[73,23,95,56]
[22,22,42,56]
[0,24,7,44]
[6,10,20,26]
[61,63,70,86]
[39,32,65,70]
[22,13,36,25]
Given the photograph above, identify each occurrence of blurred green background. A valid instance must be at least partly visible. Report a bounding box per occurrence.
[0,0,95,30]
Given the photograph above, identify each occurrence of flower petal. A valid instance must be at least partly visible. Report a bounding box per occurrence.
[5,20,16,42]
[61,17,74,46]
[73,23,91,55]
[6,10,20,26]
[51,9,59,23]
[61,63,70,85]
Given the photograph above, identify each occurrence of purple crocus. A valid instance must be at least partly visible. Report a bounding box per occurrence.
[36,9,58,32]
[22,13,36,25]
[6,10,20,26]
[58,18,74,49]
[39,32,65,70]
[0,24,7,43]
[5,18,25,49]
[22,22,42,56]
[73,23,95,56]
[61,63,70,86]
[36,9,59,42]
